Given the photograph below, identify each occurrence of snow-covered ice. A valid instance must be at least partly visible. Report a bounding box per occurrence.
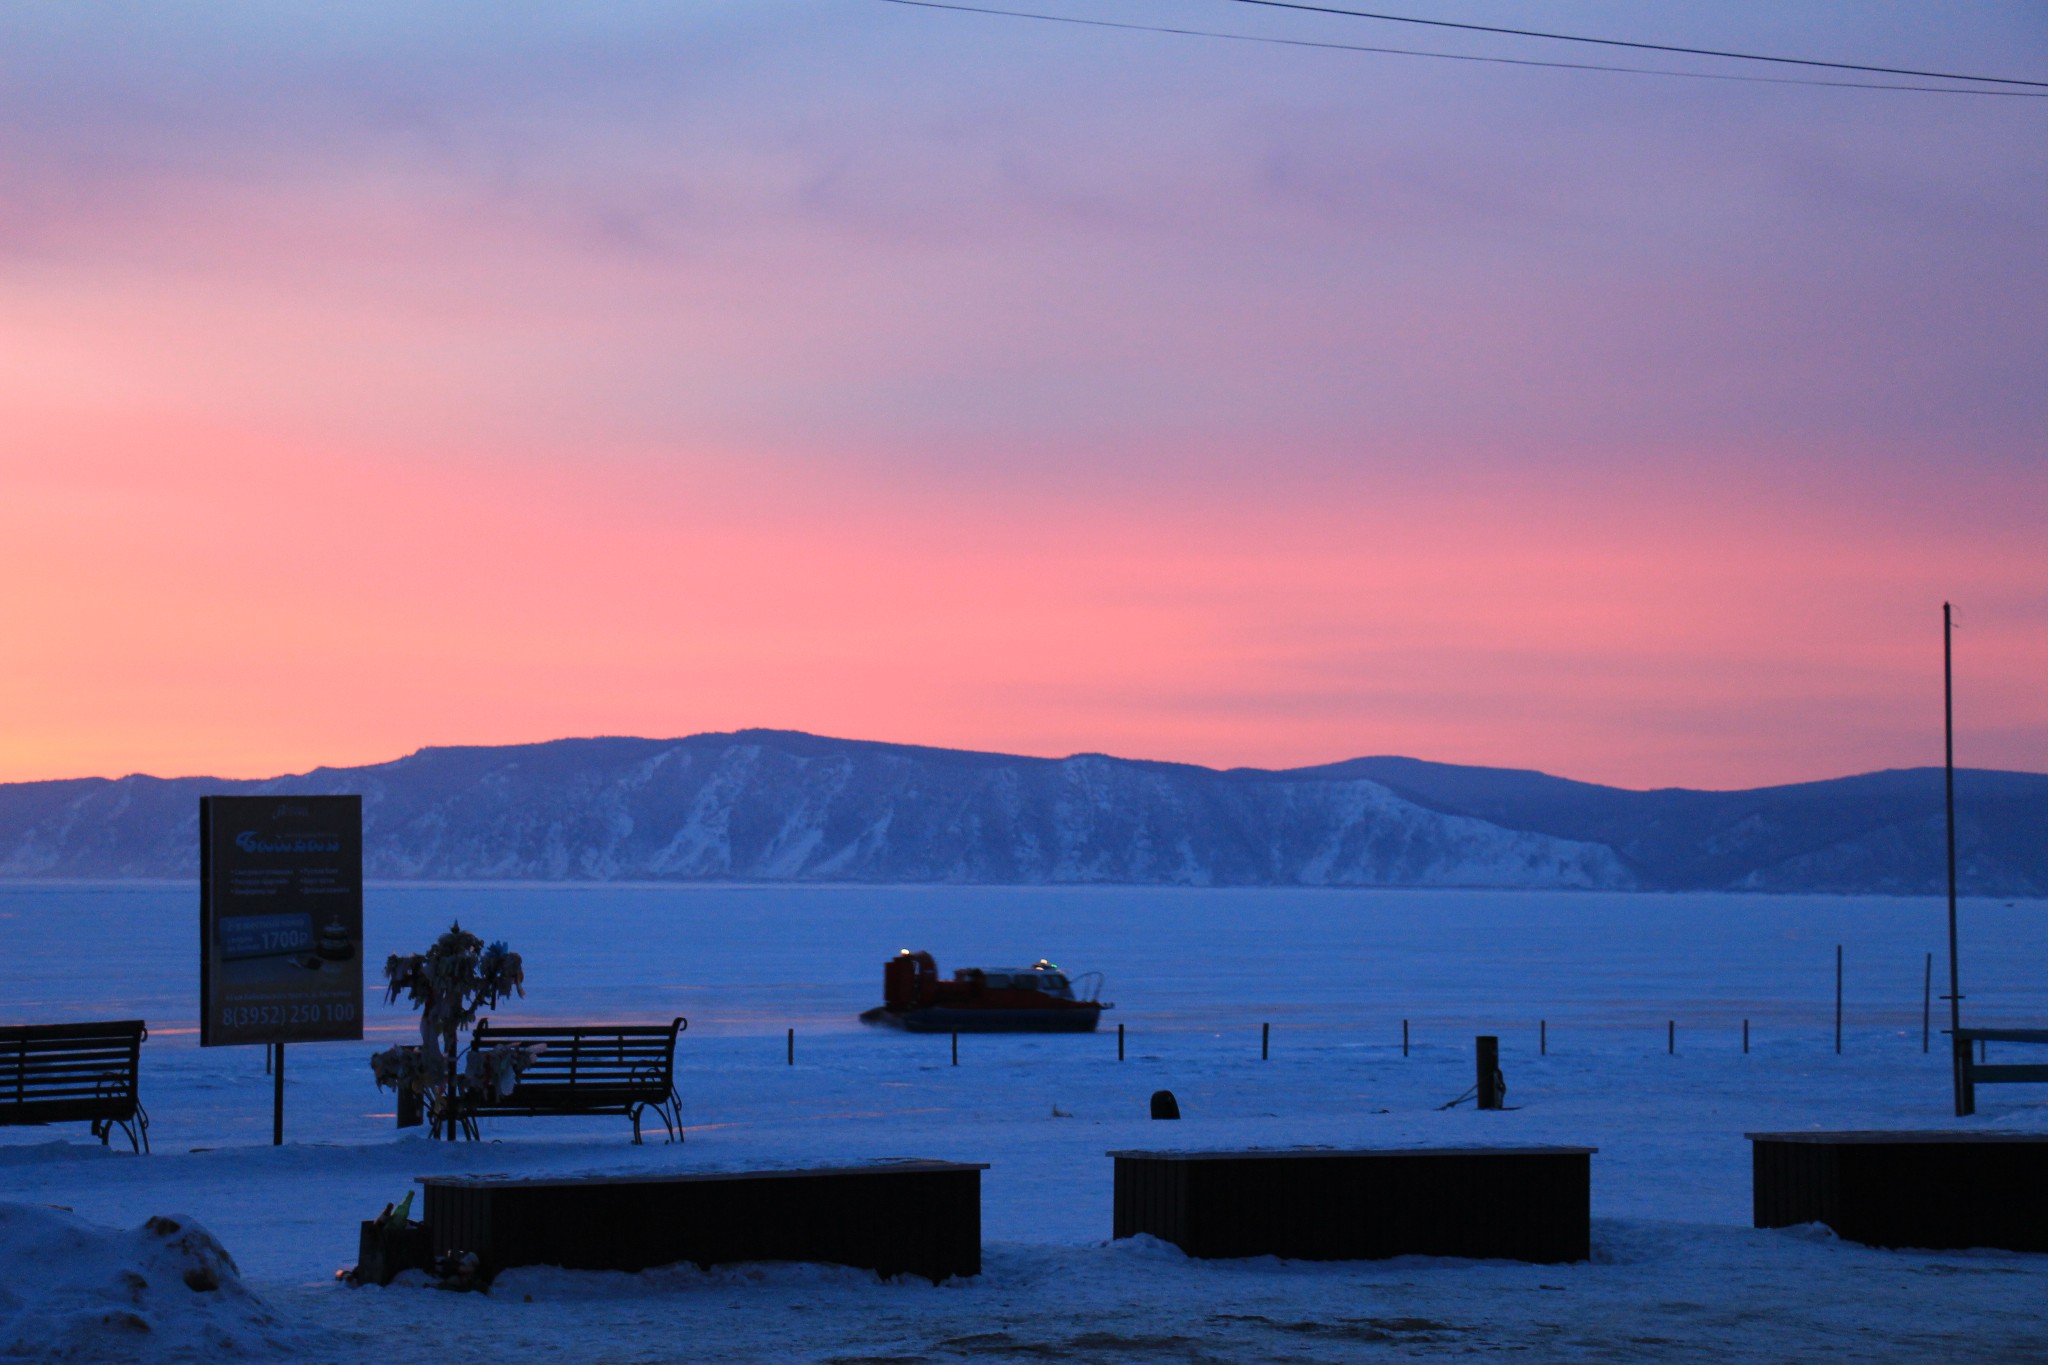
[0,882,2044,1361]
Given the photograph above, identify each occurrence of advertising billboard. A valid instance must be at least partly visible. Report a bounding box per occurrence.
[199,795,364,1047]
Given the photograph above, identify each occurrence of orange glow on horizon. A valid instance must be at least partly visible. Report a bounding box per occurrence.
[5,391,2041,791]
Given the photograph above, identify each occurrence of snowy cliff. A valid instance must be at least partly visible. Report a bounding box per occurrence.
[0,730,2041,894]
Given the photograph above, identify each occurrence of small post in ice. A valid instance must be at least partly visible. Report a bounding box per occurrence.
[1923,953,1932,1054]
[1835,944,1844,1054]
[1476,1035,1503,1110]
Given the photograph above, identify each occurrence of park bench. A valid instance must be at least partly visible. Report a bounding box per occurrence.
[1952,1028,2048,1116]
[450,1017,688,1144]
[0,1020,149,1153]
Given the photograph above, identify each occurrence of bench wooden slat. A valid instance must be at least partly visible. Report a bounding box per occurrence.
[2,1092,138,1107]
[2,1096,138,1113]
[469,1024,679,1037]
[2,1096,137,1109]
[492,1056,667,1068]
[2,1080,138,1096]
[486,1038,672,1046]
[485,1098,654,1112]
[477,1037,675,1047]
[1,1099,137,1123]
[0,1036,140,1049]
[3,1090,137,1107]
[0,1021,147,1042]
[1,1062,140,1082]
[2,1062,142,1081]
[2,1073,138,1091]
[1,1070,139,1089]
[5,1038,138,1051]
[517,1038,672,1046]
[0,1047,142,1064]
[1,1055,143,1072]
[1,1052,143,1072]
[0,1060,139,1078]
[508,1064,669,1076]
[488,1084,658,1096]
[509,1079,668,1092]
[0,1031,142,1045]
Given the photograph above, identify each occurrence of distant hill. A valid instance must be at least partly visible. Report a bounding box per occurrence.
[0,730,2042,895]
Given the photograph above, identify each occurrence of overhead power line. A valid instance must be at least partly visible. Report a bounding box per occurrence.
[1217,0,2048,90]
[877,0,2048,97]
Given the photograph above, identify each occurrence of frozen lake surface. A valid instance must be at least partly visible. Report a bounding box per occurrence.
[0,883,2044,1361]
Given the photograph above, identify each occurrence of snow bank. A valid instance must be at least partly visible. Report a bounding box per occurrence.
[492,1256,921,1301]
[0,1203,291,1361]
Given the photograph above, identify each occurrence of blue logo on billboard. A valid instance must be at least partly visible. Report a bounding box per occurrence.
[234,830,342,854]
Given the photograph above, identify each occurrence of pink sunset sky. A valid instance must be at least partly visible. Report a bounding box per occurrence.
[3,2,2044,790]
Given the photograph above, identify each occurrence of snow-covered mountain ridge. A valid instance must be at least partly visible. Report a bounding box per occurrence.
[1,730,2042,894]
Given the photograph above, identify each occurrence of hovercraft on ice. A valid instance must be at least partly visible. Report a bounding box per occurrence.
[859,951,1110,1033]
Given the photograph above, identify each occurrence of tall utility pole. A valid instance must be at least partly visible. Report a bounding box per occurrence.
[1945,602,1968,1116]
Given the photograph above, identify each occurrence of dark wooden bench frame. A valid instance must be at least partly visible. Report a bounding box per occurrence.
[1953,1028,2048,1116]
[454,1017,687,1144]
[0,1020,149,1153]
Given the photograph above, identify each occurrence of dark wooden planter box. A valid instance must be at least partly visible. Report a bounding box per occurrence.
[1110,1146,1594,1264]
[419,1160,986,1283]
[1749,1131,2048,1252]
[353,1218,432,1286]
